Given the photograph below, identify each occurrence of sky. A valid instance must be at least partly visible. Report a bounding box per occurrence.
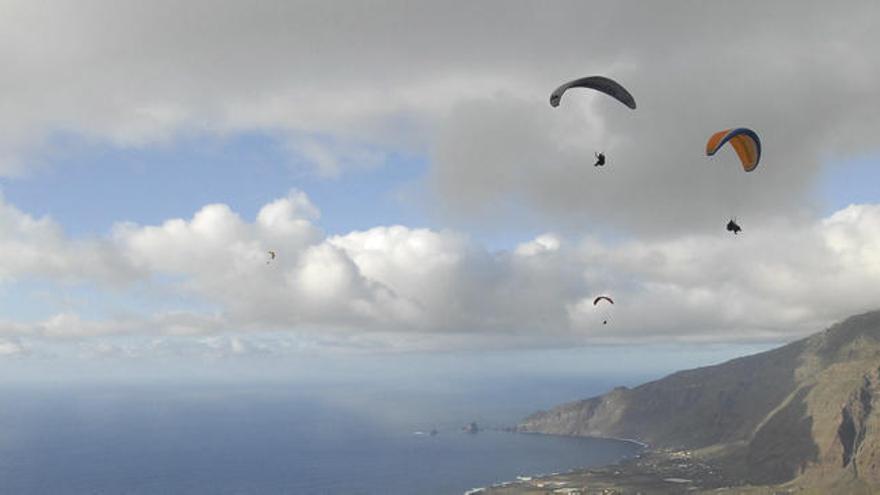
[1,1,880,381]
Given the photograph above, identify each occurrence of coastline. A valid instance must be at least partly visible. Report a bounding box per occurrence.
[605,437,649,449]
[466,431,648,494]
[475,448,735,494]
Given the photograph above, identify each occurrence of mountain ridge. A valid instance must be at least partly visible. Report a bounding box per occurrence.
[517,310,880,489]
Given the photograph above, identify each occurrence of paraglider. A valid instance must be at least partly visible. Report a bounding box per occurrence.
[593,296,614,306]
[594,296,614,325]
[550,76,636,110]
[267,251,276,264]
[706,128,761,233]
[550,77,635,169]
[705,128,761,172]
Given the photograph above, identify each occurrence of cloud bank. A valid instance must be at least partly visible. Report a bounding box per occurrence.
[1,1,879,233]
[1,191,879,352]
[1,2,880,354]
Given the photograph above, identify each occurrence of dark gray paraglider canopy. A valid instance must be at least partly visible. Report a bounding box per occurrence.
[549,76,636,109]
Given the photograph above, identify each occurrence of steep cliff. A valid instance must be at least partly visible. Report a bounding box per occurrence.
[518,310,880,488]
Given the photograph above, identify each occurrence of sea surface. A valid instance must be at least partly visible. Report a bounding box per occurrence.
[0,381,641,494]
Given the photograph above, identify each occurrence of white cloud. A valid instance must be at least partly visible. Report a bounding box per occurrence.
[0,194,140,285]
[515,234,561,256]
[0,338,26,356]
[1,190,880,350]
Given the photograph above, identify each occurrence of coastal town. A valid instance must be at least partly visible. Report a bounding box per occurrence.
[468,449,739,494]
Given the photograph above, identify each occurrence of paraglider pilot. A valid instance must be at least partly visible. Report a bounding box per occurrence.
[726,220,742,235]
[594,152,606,167]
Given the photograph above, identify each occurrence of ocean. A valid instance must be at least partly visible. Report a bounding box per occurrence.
[0,380,641,494]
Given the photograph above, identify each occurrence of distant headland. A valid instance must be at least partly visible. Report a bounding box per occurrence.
[485,310,880,493]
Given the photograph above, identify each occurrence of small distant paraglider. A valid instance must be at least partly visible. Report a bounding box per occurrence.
[593,296,614,305]
[706,128,762,234]
[266,251,276,264]
[549,76,636,110]
[593,296,614,325]
[594,152,606,167]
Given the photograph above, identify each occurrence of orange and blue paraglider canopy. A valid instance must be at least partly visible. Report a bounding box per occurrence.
[706,128,761,172]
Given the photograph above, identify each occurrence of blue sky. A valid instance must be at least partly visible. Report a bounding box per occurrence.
[4,132,877,249]
[819,152,880,214]
[3,133,429,239]
[2,130,568,254]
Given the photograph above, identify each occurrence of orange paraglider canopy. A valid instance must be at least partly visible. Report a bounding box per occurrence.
[706,128,761,172]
